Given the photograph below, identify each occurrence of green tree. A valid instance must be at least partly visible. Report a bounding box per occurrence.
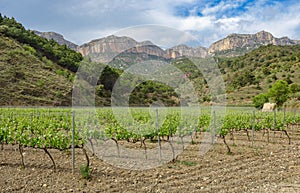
[268,80,290,107]
[230,71,255,88]
[253,93,269,109]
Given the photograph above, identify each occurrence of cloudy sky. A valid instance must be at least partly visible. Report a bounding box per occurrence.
[1,0,300,47]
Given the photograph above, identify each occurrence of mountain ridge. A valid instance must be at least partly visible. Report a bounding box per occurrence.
[33,31,78,51]
[35,30,300,62]
[3,15,299,107]
[208,30,300,56]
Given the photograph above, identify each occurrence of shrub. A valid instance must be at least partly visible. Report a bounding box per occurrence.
[253,93,269,109]
[290,83,300,93]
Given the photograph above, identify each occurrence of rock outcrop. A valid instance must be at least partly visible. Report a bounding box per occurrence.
[78,35,210,63]
[208,31,300,55]
[167,44,208,58]
[78,35,160,63]
[33,31,78,51]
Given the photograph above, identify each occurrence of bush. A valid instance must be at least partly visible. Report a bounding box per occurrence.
[253,93,269,109]
[290,83,300,93]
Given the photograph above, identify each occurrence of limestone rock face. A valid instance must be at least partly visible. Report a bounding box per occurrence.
[78,35,208,63]
[125,45,166,58]
[167,44,208,58]
[79,35,137,55]
[208,31,300,55]
[78,35,159,63]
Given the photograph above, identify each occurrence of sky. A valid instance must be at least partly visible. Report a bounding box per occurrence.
[1,0,300,47]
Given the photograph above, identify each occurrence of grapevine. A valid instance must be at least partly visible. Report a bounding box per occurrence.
[0,107,299,171]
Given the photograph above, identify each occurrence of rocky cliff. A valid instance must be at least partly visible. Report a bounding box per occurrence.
[80,31,300,61]
[33,31,78,51]
[78,35,210,63]
[167,44,208,58]
[36,30,300,61]
[208,31,300,55]
[78,35,161,63]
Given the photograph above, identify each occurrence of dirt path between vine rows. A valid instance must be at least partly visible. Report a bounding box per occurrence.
[1,128,300,192]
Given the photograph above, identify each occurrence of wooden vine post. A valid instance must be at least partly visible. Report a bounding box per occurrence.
[251,110,255,147]
[156,108,162,162]
[72,111,75,174]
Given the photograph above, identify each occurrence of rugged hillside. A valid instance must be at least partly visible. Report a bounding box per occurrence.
[0,15,84,106]
[1,14,299,107]
[217,44,300,106]
[33,30,78,51]
[0,34,177,107]
[0,16,182,107]
[0,34,74,106]
[209,31,300,56]
[0,16,115,106]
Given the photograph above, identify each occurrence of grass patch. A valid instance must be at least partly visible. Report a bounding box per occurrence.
[179,160,197,166]
[80,165,91,179]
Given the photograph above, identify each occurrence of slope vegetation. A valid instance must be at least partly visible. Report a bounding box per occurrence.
[217,44,300,106]
[0,34,74,106]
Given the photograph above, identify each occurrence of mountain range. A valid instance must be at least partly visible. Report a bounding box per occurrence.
[35,30,300,64]
[1,12,299,107]
[30,30,300,107]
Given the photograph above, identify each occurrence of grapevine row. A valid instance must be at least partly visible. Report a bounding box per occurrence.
[0,108,299,169]
[0,109,86,169]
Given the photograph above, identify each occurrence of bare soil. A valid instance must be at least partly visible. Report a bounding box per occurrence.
[1,127,300,193]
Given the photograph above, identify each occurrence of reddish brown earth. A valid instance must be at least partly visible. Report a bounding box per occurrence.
[1,127,300,193]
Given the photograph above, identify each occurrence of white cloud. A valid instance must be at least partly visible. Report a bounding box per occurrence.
[231,0,300,39]
[43,0,300,47]
[179,16,216,31]
[2,0,300,47]
[113,25,198,48]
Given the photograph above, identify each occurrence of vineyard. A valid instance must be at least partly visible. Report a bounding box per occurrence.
[1,107,299,170]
